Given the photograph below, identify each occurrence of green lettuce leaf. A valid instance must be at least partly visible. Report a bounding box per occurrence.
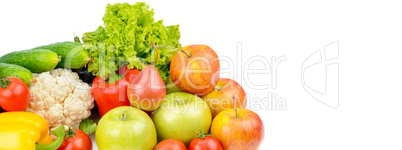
[82,2,181,82]
[79,119,97,135]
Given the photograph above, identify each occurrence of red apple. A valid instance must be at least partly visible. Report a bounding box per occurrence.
[211,108,264,150]
[202,78,247,118]
[170,45,220,96]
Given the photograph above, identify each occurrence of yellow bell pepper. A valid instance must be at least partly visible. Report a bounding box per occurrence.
[0,111,65,150]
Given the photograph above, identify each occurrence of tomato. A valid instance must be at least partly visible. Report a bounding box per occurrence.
[116,65,131,75]
[0,77,31,111]
[125,69,140,82]
[189,129,223,150]
[154,139,187,150]
[57,128,92,150]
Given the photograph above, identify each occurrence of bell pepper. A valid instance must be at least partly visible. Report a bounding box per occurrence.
[92,65,140,116]
[0,111,65,150]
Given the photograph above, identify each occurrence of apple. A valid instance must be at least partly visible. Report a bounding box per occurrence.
[166,75,183,94]
[170,44,220,96]
[211,107,264,150]
[152,92,212,145]
[96,106,157,150]
[202,78,247,118]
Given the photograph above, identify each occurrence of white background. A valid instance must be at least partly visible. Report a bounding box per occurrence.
[1,0,402,149]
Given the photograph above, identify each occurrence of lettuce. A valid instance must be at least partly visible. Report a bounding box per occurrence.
[82,2,181,82]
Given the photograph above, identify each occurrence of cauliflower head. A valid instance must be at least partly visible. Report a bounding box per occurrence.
[27,68,94,129]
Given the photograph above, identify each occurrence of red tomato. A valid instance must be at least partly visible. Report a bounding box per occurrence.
[154,139,187,150]
[57,129,92,150]
[189,130,223,150]
[116,65,131,75]
[125,69,140,82]
[0,77,31,111]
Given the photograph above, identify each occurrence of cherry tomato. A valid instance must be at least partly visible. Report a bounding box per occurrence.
[57,128,92,150]
[0,77,30,111]
[154,139,187,150]
[189,129,223,150]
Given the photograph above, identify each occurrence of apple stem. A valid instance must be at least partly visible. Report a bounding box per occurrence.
[151,42,159,66]
[233,96,238,118]
[185,98,191,105]
[181,50,190,58]
[175,99,180,105]
[122,110,127,121]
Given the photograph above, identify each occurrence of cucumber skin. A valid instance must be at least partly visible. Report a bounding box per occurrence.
[0,49,59,73]
[33,42,89,69]
[0,63,33,86]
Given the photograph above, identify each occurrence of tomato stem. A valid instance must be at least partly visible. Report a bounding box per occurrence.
[197,128,207,139]
[0,77,10,88]
[151,42,159,66]
[65,127,76,140]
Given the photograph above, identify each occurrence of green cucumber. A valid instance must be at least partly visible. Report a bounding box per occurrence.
[33,41,90,69]
[0,49,60,73]
[0,63,33,86]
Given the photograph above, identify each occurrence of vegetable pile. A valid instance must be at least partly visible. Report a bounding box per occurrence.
[0,2,265,150]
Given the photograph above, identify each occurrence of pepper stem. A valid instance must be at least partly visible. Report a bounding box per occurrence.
[151,42,159,66]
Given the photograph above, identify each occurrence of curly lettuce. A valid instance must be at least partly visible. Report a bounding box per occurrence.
[82,2,181,82]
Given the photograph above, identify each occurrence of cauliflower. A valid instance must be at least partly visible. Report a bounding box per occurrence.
[26,68,94,129]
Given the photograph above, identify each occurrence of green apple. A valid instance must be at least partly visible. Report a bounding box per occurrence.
[166,75,183,94]
[152,92,212,145]
[96,106,157,150]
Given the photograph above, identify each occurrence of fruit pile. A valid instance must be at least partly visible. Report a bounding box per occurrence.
[0,2,264,150]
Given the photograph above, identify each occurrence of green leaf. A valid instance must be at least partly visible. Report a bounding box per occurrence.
[79,119,97,135]
[82,2,181,83]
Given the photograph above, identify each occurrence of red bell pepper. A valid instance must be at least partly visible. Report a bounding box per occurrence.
[92,65,140,117]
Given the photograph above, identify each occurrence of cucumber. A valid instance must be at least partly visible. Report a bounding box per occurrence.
[0,63,33,86]
[0,49,60,73]
[33,41,90,69]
